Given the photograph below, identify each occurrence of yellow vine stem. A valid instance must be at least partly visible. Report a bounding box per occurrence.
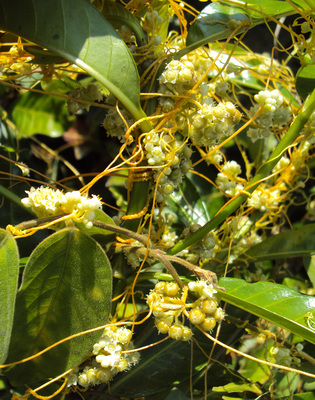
[200,328,315,379]
[0,314,152,370]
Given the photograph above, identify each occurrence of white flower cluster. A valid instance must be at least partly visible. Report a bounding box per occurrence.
[247,90,291,142]
[21,186,102,228]
[189,102,241,147]
[67,83,103,113]
[187,281,225,330]
[232,216,262,248]
[159,59,197,92]
[162,230,178,247]
[147,281,193,341]
[254,89,283,112]
[143,131,192,199]
[102,108,134,142]
[147,280,224,340]
[68,326,140,387]
[270,346,300,367]
[145,9,164,32]
[216,161,244,197]
[247,184,282,212]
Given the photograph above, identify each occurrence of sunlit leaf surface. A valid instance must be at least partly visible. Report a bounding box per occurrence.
[0,229,19,364]
[6,228,112,386]
[218,278,315,344]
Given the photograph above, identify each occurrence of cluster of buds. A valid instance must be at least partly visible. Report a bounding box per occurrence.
[189,102,241,147]
[67,83,103,113]
[68,326,140,387]
[21,186,102,228]
[143,131,192,199]
[216,161,245,197]
[146,280,225,341]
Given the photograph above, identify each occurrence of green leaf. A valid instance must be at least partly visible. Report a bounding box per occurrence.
[218,278,315,344]
[25,46,66,64]
[292,393,315,400]
[96,1,147,46]
[0,0,150,130]
[75,209,116,240]
[187,0,296,48]
[11,88,70,138]
[166,177,210,227]
[303,256,315,288]
[213,382,262,395]
[244,223,315,261]
[0,229,19,364]
[296,65,315,101]
[187,2,250,47]
[5,228,112,386]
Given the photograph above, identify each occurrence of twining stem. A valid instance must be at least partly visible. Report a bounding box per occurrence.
[167,88,315,255]
[92,220,149,246]
[93,222,219,286]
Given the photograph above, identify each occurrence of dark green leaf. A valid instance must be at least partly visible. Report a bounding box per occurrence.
[96,1,146,46]
[187,0,295,48]
[244,223,315,261]
[0,0,148,126]
[5,228,112,386]
[0,229,19,364]
[303,256,315,288]
[218,278,315,344]
[187,2,250,47]
[25,46,66,64]
[167,177,210,227]
[296,65,315,101]
[11,88,70,138]
[165,389,191,400]
[292,393,315,400]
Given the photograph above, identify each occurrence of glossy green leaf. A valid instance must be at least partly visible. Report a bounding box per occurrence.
[292,393,315,400]
[244,223,315,261]
[166,177,210,227]
[0,229,19,364]
[0,0,149,128]
[218,278,315,344]
[5,228,112,386]
[11,88,70,138]
[187,0,295,48]
[296,65,315,101]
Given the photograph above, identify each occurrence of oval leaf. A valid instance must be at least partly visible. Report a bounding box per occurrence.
[5,228,112,386]
[218,278,315,344]
[187,0,295,48]
[97,1,147,46]
[0,229,19,364]
[0,0,146,123]
[11,88,70,138]
[244,223,315,261]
